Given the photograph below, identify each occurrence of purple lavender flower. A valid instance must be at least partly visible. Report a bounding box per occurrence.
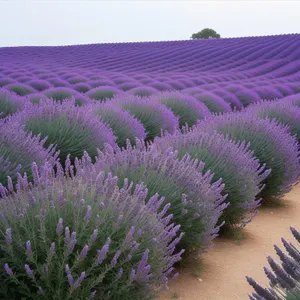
[67,232,77,255]
[12,98,117,165]
[0,119,58,187]
[24,264,33,276]
[56,218,63,235]
[153,91,211,127]
[64,227,70,244]
[196,111,300,200]
[4,263,13,276]
[96,139,226,250]
[111,94,179,140]
[96,237,111,265]
[90,229,98,243]
[153,129,270,227]
[111,250,121,265]
[49,242,55,254]
[79,245,89,261]
[84,205,92,224]
[26,241,33,258]
[73,271,86,289]
[92,101,147,148]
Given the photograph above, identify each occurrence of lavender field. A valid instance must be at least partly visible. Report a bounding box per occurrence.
[0,34,300,299]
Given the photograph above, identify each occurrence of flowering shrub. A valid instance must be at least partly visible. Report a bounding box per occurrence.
[27,79,51,91]
[0,89,25,118]
[197,112,300,200]
[0,78,15,87]
[129,86,158,97]
[234,89,261,106]
[14,99,117,165]
[87,86,121,101]
[95,140,228,250]
[73,82,91,93]
[193,92,232,113]
[246,227,300,300]
[44,87,77,102]
[0,120,58,186]
[92,102,146,148]
[212,89,243,110]
[48,78,68,87]
[6,83,34,96]
[112,95,179,140]
[153,130,270,228]
[153,91,211,127]
[247,100,300,142]
[0,160,184,299]
[253,86,283,100]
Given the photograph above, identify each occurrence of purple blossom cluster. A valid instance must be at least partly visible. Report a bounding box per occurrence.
[153,130,271,228]
[11,98,117,164]
[247,226,300,299]
[0,33,300,299]
[196,111,300,200]
[95,139,228,250]
[0,119,58,186]
[0,158,184,299]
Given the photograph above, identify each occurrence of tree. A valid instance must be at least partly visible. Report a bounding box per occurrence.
[191,28,221,39]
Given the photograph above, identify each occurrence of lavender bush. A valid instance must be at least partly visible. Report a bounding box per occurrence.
[6,83,34,96]
[0,120,58,186]
[193,92,232,113]
[153,91,211,127]
[153,130,271,229]
[112,95,179,140]
[95,140,228,251]
[246,227,300,300]
[86,86,121,101]
[197,112,300,200]
[129,86,158,97]
[92,102,146,148]
[0,89,25,118]
[247,100,300,142]
[13,99,117,165]
[0,159,184,299]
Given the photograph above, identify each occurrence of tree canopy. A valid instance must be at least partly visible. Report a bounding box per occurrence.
[191,28,221,39]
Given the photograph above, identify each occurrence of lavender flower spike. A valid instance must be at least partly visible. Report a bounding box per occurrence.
[79,245,89,261]
[84,205,92,224]
[56,218,63,235]
[4,263,13,276]
[96,237,111,265]
[26,241,33,258]
[5,228,12,245]
[24,264,33,276]
[73,271,86,290]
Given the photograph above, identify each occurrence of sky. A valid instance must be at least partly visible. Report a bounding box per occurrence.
[0,0,299,47]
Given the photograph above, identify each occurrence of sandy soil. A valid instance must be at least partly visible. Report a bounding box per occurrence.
[159,184,300,300]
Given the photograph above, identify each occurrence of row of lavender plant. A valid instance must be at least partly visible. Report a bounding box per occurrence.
[0,91,300,298]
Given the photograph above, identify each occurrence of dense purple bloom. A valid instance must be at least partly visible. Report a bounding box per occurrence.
[129,86,158,97]
[153,91,211,127]
[0,119,58,187]
[193,91,232,113]
[86,86,121,101]
[111,94,179,140]
[4,263,13,276]
[92,101,146,147]
[95,139,227,250]
[247,100,300,142]
[197,111,300,199]
[153,129,270,228]
[0,88,25,118]
[12,98,117,164]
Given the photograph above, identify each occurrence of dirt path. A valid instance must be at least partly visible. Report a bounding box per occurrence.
[159,184,300,300]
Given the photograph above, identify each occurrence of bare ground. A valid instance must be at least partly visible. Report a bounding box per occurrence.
[159,184,300,300]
